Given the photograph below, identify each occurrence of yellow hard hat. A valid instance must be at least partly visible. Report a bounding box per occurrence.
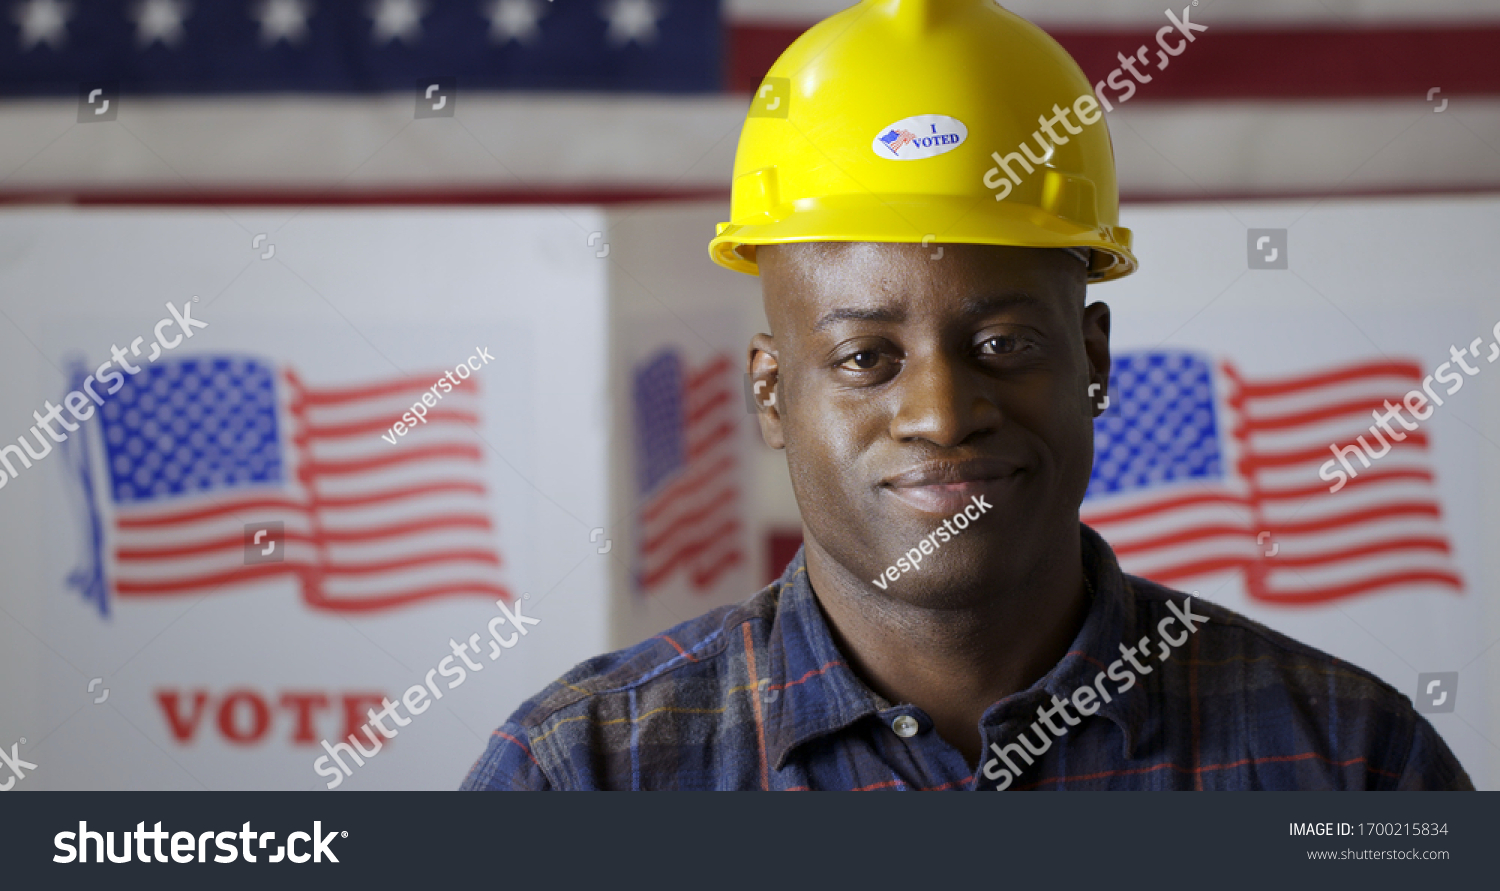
[708,0,1137,283]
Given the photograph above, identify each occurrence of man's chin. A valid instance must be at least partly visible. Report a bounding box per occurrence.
[860,538,1023,603]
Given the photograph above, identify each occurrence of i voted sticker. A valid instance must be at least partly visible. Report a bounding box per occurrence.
[872,114,968,160]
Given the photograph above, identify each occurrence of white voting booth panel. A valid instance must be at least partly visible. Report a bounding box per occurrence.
[0,207,623,790]
[1088,197,1499,790]
[0,197,1494,790]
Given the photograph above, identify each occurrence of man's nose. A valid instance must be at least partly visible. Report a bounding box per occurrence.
[887,353,1002,447]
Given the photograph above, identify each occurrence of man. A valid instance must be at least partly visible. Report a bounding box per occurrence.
[462,0,1472,790]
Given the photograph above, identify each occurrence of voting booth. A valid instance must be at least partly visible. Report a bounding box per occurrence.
[0,197,1494,789]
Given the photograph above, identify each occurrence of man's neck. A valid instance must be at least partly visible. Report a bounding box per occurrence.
[801,530,1090,768]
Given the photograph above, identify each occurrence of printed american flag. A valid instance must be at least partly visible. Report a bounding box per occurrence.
[632,349,743,594]
[1081,350,1463,606]
[878,128,916,156]
[70,354,509,615]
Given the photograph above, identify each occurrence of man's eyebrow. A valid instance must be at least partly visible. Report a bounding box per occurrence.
[958,292,1043,316]
[811,306,905,333]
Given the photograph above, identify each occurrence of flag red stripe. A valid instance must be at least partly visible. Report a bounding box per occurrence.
[1238,397,1423,433]
[1106,505,1448,560]
[318,549,501,576]
[728,24,1500,99]
[118,496,308,528]
[1271,501,1444,535]
[686,355,734,390]
[117,514,492,559]
[116,563,303,594]
[692,547,745,589]
[1254,467,1435,502]
[318,480,488,508]
[1109,523,1253,558]
[296,376,458,406]
[686,420,736,463]
[115,481,488,528]
[1252,571,1465,606]
[304,443,482,475]
[1236,431,1428,472]
[304,409,480,439]
[685,387,733,428]
[302,582,512,612]
[641,453,735,524]
[1268,536,1451,569]
[1224,360,1422,401]
[641,517,742,589]
[119,566,510,605]
[1083,490,1249,525]
[642,486,739,554]
[1081,467,1439,525]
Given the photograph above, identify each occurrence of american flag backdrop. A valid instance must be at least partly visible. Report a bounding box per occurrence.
[66,354,510,616]
[0,0,1495,203]
[632,349,744,595]
[1081,350,1463,606]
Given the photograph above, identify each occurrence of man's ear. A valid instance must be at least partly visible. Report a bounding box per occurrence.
[748,333,785,450]
[1082,301,1112,419]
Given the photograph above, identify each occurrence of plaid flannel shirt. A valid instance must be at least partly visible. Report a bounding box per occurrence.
[461,525,1472,791]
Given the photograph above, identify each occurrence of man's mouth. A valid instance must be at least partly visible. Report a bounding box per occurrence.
[879,459,1022,515]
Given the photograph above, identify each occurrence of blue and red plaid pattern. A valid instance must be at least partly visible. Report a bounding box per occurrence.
[461,526,1472,791]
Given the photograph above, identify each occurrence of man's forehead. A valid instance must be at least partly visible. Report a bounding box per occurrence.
[759,242,1087,321]
[761,241,1087,269]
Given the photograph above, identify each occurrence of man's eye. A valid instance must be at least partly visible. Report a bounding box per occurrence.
[978,335,1025,355]
[838,350,883,371]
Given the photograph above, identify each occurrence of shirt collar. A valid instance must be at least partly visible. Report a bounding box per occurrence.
[759,559,882,771]
[760,524,1145,769]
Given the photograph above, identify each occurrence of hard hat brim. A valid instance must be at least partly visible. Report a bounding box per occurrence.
[710,193,1137,283]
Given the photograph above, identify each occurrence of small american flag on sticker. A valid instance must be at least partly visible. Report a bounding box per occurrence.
[1081,350,1462,605]
[878,128,917,156]
[632,349,744,594]
[65,354,509,616]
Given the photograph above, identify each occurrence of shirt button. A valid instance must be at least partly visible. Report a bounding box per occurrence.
[891,715,920,738]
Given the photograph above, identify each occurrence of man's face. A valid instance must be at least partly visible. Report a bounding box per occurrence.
[752,242,1110,609]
